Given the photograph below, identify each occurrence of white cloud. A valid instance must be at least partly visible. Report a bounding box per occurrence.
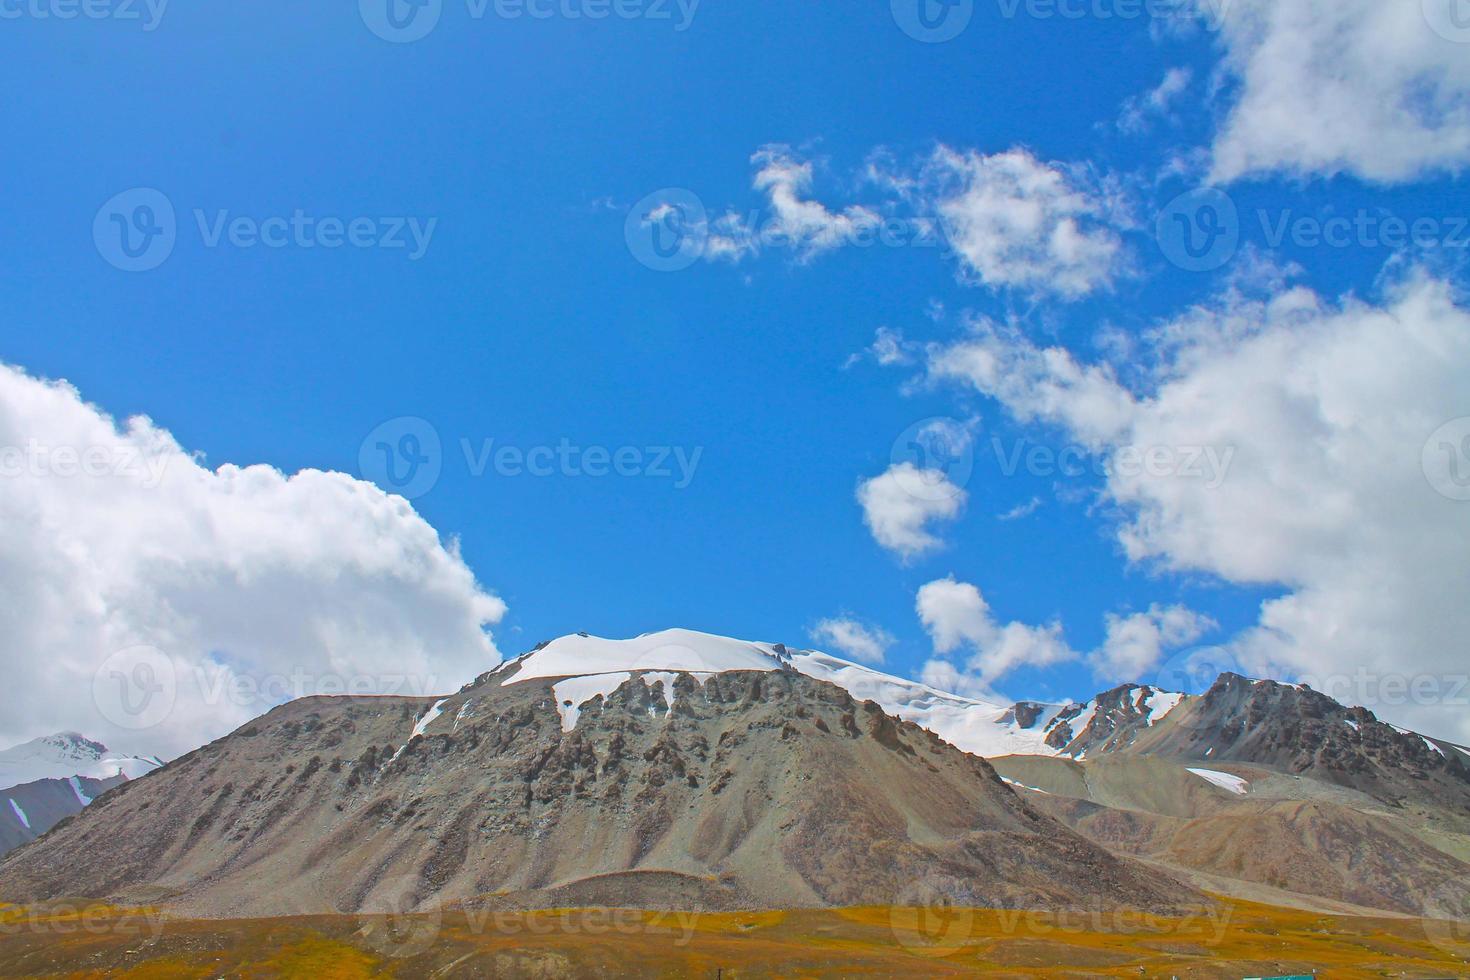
[0,363,507,759]
[1198,0,1470,182]
[914,577,1211,695]
[709,145,880,264]
[927,317,1138,447]
[1095,605,1214,682]
[921,146,1128,300]
[856,463,967,561]
[809,617,894,666]
[997,496,1043,521]
[925,272,1470,741]
[915,578,1075,685]
[1119,67,1193,134]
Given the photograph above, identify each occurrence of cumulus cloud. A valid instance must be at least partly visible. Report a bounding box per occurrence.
[0,363,507,759]
[809,617,895,666]
[1094,605,1214,682]
[925,272,1470,741]
[916,578,1075,689]
[915,577,1210,695]
[1198,0,1470,182]
[857,463,967,561]
[921,146,1129,300]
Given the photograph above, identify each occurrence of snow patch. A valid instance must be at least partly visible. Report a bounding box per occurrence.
[1143,690,1184,724]
[410,699,449,741]
[504,629,783,685]
[999,776,1049,795]
[1187,768,1249,795]
[67,776,92,806]
[1344,719,1359,732]
[8,799,29,829]
[389,698,451,764]
[551,673,632,732]
[639,672,680,710]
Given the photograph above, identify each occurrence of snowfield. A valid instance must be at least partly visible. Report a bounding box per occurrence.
[1187,768,1250,795]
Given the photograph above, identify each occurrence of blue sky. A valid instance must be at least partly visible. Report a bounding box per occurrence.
[4,0,1470,748]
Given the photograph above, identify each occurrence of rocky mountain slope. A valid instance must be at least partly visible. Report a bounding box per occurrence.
[0,635,1201,918]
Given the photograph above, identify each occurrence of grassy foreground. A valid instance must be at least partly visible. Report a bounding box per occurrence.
[0,898,1465,978]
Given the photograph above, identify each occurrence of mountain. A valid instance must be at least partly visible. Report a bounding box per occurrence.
[0,733,162,791]
[1,629,1464,923]
[0,631,1202,919]
[0,733,163,857]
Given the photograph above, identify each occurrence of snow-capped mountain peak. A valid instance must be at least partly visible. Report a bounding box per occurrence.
[498,628,789,684]
[489,628,1104,758]
[0,733,162,792]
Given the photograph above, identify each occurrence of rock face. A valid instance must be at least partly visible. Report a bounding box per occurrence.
[0,668,1199,918]
[1124,674,1470,811]
[0,775,126,855]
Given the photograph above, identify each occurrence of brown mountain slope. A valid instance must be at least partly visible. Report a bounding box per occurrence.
[0,669,1201,918]
[990,754,1470,918]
